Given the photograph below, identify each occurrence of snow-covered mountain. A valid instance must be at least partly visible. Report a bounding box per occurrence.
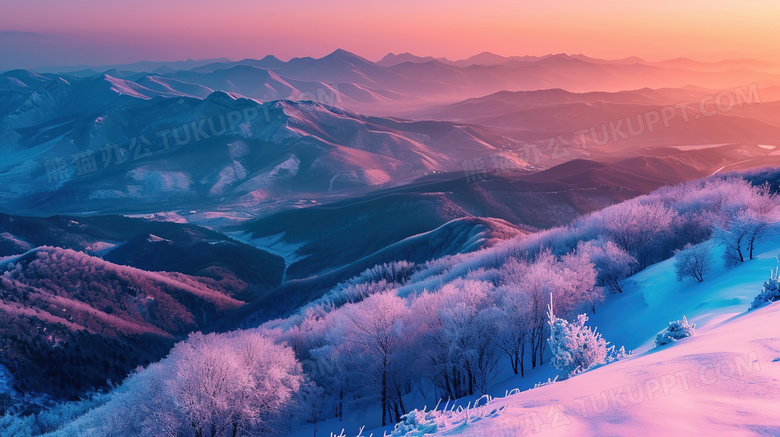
[0,78,517,215]
[0,246,244,399]
[3,62,780,220]
[2,48,780,436]
[9,49,780,116]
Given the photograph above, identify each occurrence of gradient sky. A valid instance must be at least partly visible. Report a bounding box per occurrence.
[1,0,779,68]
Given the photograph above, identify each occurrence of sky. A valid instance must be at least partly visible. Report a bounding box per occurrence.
[1,0,779,69]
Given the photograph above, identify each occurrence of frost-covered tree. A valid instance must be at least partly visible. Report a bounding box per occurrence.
[458,305,503,395]
[164,332,305,436]
[492,267,532,375]
[655,316,695,347]
[546,299,608,377]
[578,240,637,293]
[43,331,307,437]
[410,280,500,400]
[716,209,759,266]
[334,292,411,427]
[360,260,418,284]
[674,242,712,283]
[515,251,563,369]
[495,250,600,370]
[278,307,354,423]
[603,200,678,267]
[715,183,778,265]
[561,250,603,314]
[745,183,777,260]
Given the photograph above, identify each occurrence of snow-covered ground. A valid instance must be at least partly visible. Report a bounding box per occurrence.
[391,301,779,436]
[297,238,780,437]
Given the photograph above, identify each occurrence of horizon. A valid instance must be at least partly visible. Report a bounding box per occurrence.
[2,0,780,70]
[2,47,778,73]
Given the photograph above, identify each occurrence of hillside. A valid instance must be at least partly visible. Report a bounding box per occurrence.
[414,88,780,155]
[380,238,780,437]
[0,213,286,401]
[0,213,285,300]
[2,161,780,437]
[387,301,780,436]
[0,247,243,400]
[9,170,780,437]
[236,151,745,283]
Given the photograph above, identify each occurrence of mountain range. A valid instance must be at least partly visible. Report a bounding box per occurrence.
[2,49,780,407]
[2,50,780,222]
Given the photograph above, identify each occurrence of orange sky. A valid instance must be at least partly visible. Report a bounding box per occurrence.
[1,0,779,66]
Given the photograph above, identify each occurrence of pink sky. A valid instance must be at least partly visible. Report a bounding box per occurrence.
[1,0,779,67]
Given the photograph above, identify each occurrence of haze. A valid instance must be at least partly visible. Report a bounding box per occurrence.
[1,0,779,69]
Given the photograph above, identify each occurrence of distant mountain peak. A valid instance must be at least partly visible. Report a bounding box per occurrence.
[205,90,239,103]
[260,54,281,62]
[377,52,441,67]
[329,48,353,56]
[323,48,367,63]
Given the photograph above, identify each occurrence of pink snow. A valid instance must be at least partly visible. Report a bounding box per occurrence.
[411,302,780,436]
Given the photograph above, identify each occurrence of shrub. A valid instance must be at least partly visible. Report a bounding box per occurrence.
[391,409,439,436]
[750,262,780,309]
[547,303,608,377]
[655,316,695,347]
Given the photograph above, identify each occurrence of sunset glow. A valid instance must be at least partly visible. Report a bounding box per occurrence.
[3,1,780,435]
[2,0,780,68]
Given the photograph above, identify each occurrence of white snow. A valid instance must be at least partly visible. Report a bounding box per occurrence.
[227,140,251,158]
[209,160,248,196]
[128,168,192,192]
[227,231,308,282]
[591,240,780,354]
[671,143,730,151]
[122,212,189,224]
[84,241,120,256]
[104,75,152,100]
[235,155,301,192]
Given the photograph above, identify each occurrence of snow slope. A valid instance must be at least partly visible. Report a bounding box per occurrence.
[592,239,780,353]
[393,301,780,436]
[320,238,780,437]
